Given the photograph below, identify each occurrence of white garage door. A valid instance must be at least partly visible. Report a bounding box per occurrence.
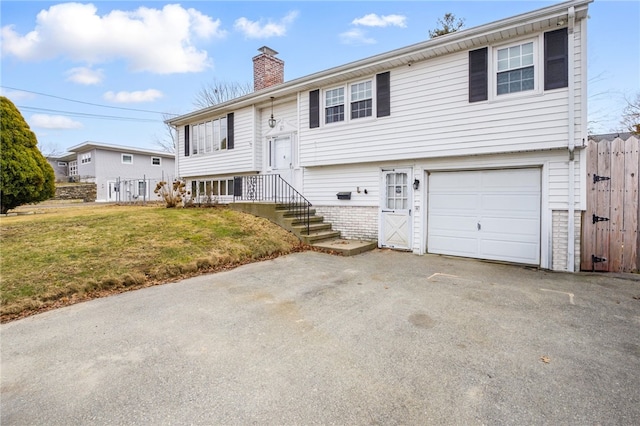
[428,168,541,265]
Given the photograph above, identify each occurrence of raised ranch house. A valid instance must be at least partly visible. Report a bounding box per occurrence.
[50,142,175,202]
[168,0,592,272]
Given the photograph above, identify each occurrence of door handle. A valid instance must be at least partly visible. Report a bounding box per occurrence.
[477,222,481,230]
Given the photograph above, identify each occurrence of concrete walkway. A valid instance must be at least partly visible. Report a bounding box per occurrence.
[2,250,639,425]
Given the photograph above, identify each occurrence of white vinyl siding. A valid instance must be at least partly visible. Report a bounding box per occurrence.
[178,107,256,177]
[299,37,580,167]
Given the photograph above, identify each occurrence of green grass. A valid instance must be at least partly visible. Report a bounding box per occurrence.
[0,205,303,321]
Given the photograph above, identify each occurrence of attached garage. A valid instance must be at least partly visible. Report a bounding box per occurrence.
[427,168,541,265]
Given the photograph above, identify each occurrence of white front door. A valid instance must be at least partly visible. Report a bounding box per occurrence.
[380,169,412,250]
[270,135,292,184]
[107,181,119,202]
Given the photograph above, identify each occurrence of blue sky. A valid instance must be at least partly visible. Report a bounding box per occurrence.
[1,0,638,154]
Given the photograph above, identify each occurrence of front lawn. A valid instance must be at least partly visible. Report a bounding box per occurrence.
[0,205,303,322]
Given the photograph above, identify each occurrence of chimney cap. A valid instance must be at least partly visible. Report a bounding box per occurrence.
[257,46,278,56]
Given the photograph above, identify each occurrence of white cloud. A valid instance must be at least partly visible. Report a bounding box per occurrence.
[0,3,226,74]
[0,88,35,101]
[234,11,299,39]
[30,114,83,129]
[352,13,407,28]
[65,67,104,85]
[103,89,163,103]
[340,28,376,45]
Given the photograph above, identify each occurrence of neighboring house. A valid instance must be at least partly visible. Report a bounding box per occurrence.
[167,0,592,272]
[57,142,176,202]
[46,152,77,182]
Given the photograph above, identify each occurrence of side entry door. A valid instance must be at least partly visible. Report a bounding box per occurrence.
[380,169,412,250]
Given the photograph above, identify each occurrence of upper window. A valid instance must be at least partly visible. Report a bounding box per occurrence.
[121,154,133,164]
[350,81,372,119]
[310,73,389,128]
[325,87,344,124]
[191,116,228,156]
[324,79,373,125]
[80,153,91,164]
[151,157,161,166]
[496,41,535,96]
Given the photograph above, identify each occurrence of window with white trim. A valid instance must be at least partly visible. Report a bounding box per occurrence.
[151,157,161,166]
[324,79,374,125]
[121,154,133,164]
[350,81,372,119]
[496,41,535,95]
[80,153,91,164]
[325,87,344,124]
[191,116,228,155]
[190,178,234,200]
[69,160,78,176]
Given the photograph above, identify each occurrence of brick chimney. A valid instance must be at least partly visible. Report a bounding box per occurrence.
[253,46,284,91]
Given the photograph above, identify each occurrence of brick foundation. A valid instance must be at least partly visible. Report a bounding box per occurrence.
[314,206,378,241]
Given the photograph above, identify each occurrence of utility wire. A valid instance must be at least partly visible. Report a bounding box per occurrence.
[2,85,179,116]
[18,105,161,123]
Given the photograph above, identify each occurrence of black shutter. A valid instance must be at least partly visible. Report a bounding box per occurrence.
[309,89,320,128]
[544,28,568,90]
[233,177,243,198]
[227,113,234,149]
[376,71,391,117]
[184,125,190,157]
[469,47,488,102]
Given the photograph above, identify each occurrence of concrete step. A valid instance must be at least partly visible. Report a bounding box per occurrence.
[301,230,341,244]
[278,208,317,218]
[282,215,325,226]
[292,222,333,233]
[312,239,378,256]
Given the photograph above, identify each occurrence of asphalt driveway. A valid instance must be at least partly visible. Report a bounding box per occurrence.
[2,250,639,425]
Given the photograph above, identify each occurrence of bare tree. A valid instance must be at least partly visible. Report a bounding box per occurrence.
[153,113,178,153]
[193,79,253,109]
[429,13,465,38]
[620,92,640,135]
[37,141,65,158]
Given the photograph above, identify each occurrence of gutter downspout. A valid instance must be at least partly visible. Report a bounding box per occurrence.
[567,6,576,271]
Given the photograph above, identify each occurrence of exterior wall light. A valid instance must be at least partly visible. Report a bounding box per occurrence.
[413,179,420,190]
[268,97,276,128]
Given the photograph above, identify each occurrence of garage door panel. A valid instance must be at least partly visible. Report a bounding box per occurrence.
[480,239,540,263]
[429,235,477,257]
[481,194,540,214]
[430,172,480,191]
[481,168,539,189]
[429,213,478,232]
[480,217,540,240]
[428,168,541,265]
[429,193,478,210]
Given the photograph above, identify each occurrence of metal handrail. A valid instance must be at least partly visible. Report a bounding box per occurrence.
[233,174,311,235]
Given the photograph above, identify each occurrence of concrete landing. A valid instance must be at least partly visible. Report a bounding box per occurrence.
[311,238,377,256]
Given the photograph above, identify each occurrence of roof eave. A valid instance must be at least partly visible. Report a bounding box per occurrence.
[167,0,592,126]
[67,141,175,158]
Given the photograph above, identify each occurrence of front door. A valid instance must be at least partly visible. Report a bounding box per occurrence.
[270,135,292,184]
[380,169,412,250]
[107,181,119,202]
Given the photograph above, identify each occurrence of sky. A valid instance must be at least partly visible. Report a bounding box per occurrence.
[1,0,638,155]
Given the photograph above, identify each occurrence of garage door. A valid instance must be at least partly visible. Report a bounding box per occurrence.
[427,168,541,265]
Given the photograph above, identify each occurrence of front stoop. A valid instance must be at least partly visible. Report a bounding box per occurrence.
[230,202,376,256]
[311,238,378,256]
